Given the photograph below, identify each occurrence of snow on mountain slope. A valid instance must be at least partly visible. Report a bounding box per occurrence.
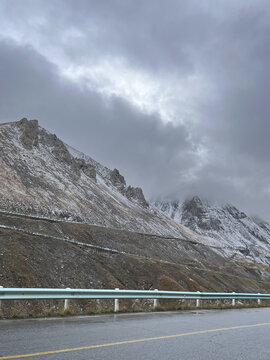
[0,118,215,242]
[154,196,270,264]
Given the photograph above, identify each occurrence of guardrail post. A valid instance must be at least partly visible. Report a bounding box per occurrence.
[196,291,200,307]
[64,288,70,311]
[114,288,119,312]
[232,292,236,306]
[258,293,261,305]
[0,286,3,313]
[153,289,158,309]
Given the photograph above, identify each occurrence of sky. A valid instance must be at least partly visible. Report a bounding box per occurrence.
[0,0,270,219]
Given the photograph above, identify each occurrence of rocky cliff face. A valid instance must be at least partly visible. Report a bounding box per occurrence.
[0,118,207,240]
[154,196,270,264]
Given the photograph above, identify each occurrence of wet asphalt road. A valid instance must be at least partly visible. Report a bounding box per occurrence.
[1,308,270,360]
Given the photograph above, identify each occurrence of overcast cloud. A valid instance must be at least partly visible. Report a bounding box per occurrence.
[1,0,270,220]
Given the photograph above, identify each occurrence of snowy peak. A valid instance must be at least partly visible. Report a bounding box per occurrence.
[181,196,225,232]
[155,196,253,235]
[154,196,270,264]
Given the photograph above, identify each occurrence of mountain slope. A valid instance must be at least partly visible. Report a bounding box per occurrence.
[1,210,270,317]
[154,196,270,264]
[0,118,208,242]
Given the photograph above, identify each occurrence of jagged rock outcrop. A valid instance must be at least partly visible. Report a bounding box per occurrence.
[110,168,126,188]
[19,118,39,149]
[109,168,149,208]
[74,158,97,181]
[125,186,149,208]
[40,129,73,165]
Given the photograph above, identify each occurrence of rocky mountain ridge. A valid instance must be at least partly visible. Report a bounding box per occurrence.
[0,118,208,242]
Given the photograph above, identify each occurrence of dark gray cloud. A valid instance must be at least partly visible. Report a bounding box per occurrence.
[1,0,270,220]
[0,39,196,198]
[0,0,213,73]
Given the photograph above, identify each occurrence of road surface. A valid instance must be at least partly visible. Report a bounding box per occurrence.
[1,308,270,359]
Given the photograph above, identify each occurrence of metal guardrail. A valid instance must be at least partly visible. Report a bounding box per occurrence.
[1,288,270,300]
[0,287,269,312]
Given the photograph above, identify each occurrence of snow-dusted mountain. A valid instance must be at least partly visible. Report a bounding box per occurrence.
[2,118,270,265]
[154,196,270,263]
[0,118,209,241]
